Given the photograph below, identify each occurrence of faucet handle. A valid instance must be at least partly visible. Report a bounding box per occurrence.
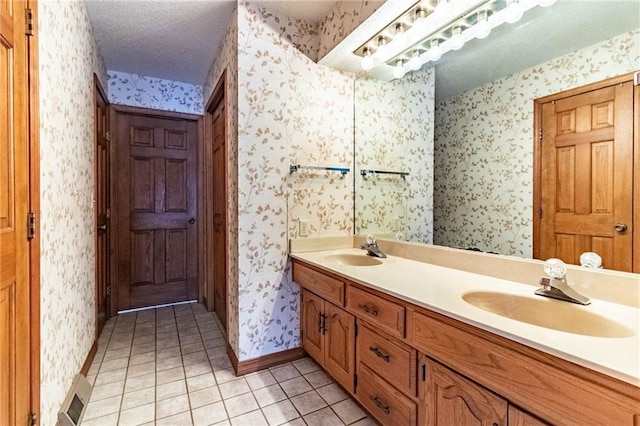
[366,234,376,245]
[543,258,567,279]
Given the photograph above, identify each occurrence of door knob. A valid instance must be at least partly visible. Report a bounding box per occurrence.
[188,218,195,224]
[614,223,628,232]
[97,224,107,231]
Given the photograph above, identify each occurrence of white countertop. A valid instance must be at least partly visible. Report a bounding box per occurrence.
[290,248,640,387]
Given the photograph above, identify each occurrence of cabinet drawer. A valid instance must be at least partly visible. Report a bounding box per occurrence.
[347,286,405,338]
[293,261,344,305]
[358,323,416,397]
[357,363,417,426]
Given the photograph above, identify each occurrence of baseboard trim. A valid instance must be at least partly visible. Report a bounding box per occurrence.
[80,340,98,376]
[227,345,307,376]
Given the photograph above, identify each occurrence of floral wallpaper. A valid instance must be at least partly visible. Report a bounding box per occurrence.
[355,67,435,243]
[235,2,356,360]
[37,1,107,424]
[434,29,640,258]
[108,70,203,114]
[203,8,241,359]
[317,0,384,62]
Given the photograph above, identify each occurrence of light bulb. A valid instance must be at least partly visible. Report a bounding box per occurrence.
[538,0,557,6]
[361,47,375,70]
[408,50,422,71]
[450,26,464,50]
[393,23,408,47]
[374,36,389,59]
[505,0,524,23]
[474,10,491,39]
[427,39,442,61]
[393,59,406,79]
[412,8,428,33]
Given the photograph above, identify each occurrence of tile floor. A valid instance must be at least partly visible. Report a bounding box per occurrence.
[82,302,375,426]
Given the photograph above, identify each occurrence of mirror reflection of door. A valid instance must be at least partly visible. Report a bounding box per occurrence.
[535,74,635,271]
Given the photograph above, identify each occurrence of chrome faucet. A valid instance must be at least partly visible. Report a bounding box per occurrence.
[535,258,590,305]
[361,235,386,258]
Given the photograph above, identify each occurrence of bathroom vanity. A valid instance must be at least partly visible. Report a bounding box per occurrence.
[290,241,640,425]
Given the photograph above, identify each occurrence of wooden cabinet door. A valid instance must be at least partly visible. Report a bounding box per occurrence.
[212,100,227,330]
[539,80,634,271]
[301,289,324,362]
[508,406,550,426]
[324,302,355,393]
[425,358,507,426]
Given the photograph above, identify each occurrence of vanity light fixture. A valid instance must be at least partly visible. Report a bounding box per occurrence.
[473,9,492,39]
[354,0,555,76]
[393,59,406,79]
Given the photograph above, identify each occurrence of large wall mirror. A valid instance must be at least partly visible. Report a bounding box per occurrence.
[354,0,639,270]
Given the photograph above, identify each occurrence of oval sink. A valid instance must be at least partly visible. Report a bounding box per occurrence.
[324,254,383,266]
[462,291,634,338]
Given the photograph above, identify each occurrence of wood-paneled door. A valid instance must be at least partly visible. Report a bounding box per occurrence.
[203,72,228,332]
[113,106,199,310]
[1,0,38,424]
[535,74,635,271]
[94,76,110,332]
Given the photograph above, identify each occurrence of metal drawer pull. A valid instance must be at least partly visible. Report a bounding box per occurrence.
[369,395,390,414]
[357,303,378,316]
[369,346,390,362]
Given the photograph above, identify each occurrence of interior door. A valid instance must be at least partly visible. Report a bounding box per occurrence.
[0,1,31,423]
[212,100,227,328]
[115,108,198,310]
[95,77,110,332]
[539,80,634,271]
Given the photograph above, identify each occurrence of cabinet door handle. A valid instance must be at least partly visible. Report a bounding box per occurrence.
[369,395,390,414]
[369,346,390,362]
[357,303,378,316]
[318,312,324,333]
[321,313,327,335]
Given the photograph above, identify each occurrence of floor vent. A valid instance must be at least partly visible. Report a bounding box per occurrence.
[58,374,92,426]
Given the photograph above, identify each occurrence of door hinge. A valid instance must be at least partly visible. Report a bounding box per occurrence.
[105,131,112,142]
[27,212,36,240]
[538,127,543,140]
[25,8,34,36]
[353,374,358,388]
[105,208,111,219]
[106,285,111,296]
[538,207,543,219]
[29,412,37,426]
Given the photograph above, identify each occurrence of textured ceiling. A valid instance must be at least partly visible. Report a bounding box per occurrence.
[85,0,337,86]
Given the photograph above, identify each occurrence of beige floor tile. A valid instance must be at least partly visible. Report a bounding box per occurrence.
[229,409,267,425]
[156,393,190,419]
[213,420,231,426]
[121,387,155,411]
[184,361,212,378]
[206,345,227,359]
[156,410,194,426]
[187,372,217,392]
[125,372,156,393]
[304,369,332,389]
[292,358,320,375]
[192,400,228,425]
[350,417,377,425]
[99,356,129,373]
[157,345,182,360]
[303,406,345,426]
[279,376,313,398]
[182,341,205,355]
[129,351,155,367]
[261,399,299,425]
[103,346,131,361]
[179,329,201,341]
[331,398,366,424]
[132,334,155,346]
[83,395,122,421]
[245,370,277,391]
[90,380,125,402]
[157,378,188,401]
[127,361,156,379]
[224,392,259,418]
[118,402,155,426]
[270,364,300,383]
[189,385,222,408]
[289,391,327,416]
[94,367,128,386]
[131,342,156,356]
[316,383,348,405]
[80,412,119,426]
[219,378,251,399]
[281,418,305,426]
[157,366,186,385]
[252,384,287,408]
[157,331,180,345]
[157,355,183,371]
[203,337,226,350]
[210,356,233,370]
[213,368,237,385]
[183,350,208,366]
